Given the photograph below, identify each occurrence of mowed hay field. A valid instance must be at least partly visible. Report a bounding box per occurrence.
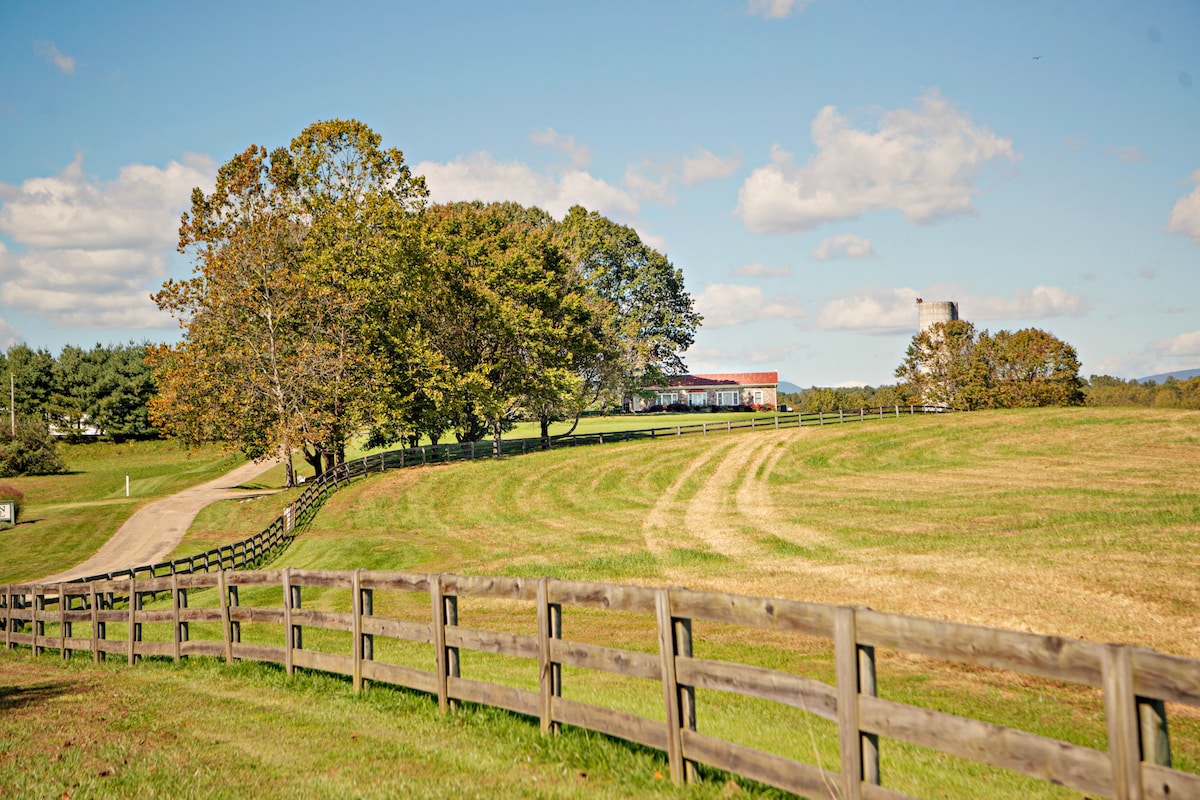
[7,407,1199,799]
[263,406,1200,657]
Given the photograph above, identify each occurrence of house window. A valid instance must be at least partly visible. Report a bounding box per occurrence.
[689,391,707,406]
[753,390,764,405]
[717,390,739,406]
[657,392,678,406]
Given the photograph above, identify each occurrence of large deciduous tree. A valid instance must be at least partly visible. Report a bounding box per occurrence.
[555,206,701,420]
[896,322,1084,410]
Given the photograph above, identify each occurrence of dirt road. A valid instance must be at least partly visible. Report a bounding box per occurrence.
[38,460,280,583]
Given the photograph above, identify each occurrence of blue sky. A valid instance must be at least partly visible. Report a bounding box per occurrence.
[1,0,1198,386]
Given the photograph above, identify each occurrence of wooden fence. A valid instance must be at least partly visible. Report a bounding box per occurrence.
[62,405,953,586]
[3,569,1197,799]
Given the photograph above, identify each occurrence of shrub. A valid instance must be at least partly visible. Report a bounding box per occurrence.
[0,416,68,477]
[0,483,23,522]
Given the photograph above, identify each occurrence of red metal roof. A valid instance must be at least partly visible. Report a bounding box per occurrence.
[665,372,779,388]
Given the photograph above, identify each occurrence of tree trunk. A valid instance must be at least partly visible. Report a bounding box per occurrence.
[539,415,551,450]
[282,447,295,489]
[492,419,502,458]
[323,450,336,473]
[303,445,323,478]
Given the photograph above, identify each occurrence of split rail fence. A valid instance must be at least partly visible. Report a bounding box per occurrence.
[64,406,953,586]
[3,569,1197,800]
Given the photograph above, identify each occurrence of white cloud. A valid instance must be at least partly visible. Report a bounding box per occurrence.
[0,314,19,349]
[530,127,591,168]
[694,283,805,328]
[0,152,215,328]
[679,147,741,186]
[415,152,639,219]
[733,262,790,278]
[815,284,1086,334]
[622,162,676,206]
[736,89,1018,234]
[816,287,920,334]
[34,40,75,75]
[969,285,1089,320]
[747,0,814,19]
[1151,329,1200,358]
[744,344,793,364]
[1108,145,1149,163]
[812,234,875,260]
[1096,329,1200,378]
[1166,169,1200,244]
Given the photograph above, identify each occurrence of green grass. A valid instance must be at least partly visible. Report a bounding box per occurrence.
[0,440,241,583]
[12,407,1200,797]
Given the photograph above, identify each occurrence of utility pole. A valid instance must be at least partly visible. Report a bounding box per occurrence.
[9,372,13,437]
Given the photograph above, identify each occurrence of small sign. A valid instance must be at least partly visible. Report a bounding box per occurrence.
[0,502,13,525]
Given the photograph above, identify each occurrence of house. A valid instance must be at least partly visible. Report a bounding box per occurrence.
[632,372,779,411]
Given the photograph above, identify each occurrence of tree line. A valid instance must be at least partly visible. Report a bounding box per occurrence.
[0,342,156,437]
[894,320,1085,409]
[150,120,700,486]
[1083,374,1200,408]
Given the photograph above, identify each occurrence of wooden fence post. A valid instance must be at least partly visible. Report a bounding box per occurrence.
[834,606,880,799]
[128,578,141,666]
[3,586,11,650]
[171,573,181,662]
[431,574,451,712]
[283,568,296,676]
[1138,696,1172,769]
[1103,644,1142,800]
[353,569,373,694]
[58,583,69,660]
[89,582,102,663]
[33,590,44,657]
[655,588,691,784]
[218,570,233,664]
[536,578,562,734]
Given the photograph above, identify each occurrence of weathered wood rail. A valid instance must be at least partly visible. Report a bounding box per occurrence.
[4,569,1196,799]
[60,405,953,586]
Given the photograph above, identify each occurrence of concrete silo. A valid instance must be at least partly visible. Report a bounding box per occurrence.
[917,299,959,333]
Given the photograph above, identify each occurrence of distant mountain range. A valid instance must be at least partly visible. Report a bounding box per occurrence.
[1136,368,1200,384]
[778,381,803,393]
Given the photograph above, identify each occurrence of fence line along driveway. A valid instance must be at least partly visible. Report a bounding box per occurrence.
[37,460,281,585]
[4,569,1196,799]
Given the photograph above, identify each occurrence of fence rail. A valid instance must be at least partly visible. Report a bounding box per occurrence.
[3,569,1196,799]
[61,405,953,586]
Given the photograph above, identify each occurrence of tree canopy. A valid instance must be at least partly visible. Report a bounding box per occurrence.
[149,120,701,478]
[896,322,1084,409]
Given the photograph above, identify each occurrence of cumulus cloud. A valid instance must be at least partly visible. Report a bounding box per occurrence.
[1097,329,1200,378]
[1108,145,1149,163]
[0,314,19,349]
[34,40,75,75]
[733,262,790,278]
[736,89,1018,234]
[747,0,814,18]
[530,127,591,168]
[679,147,741,185]
[415,152,639,219]
[968,285,1089,320]
[694,283,804,328]
[815,284,1088,334]
[816,287,920,334]
[812,234,875,260]
[1166,169,1200,244]
[622,162,676,206]
[1151,329,1200,358]
[0,152,215,328]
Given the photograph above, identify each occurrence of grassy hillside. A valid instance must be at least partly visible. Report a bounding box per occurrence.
[0,440,240,583]
[11,408,1200,798]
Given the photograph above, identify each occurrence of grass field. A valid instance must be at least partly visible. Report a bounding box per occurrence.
[0,440,241,583]
[7,407,1200,797]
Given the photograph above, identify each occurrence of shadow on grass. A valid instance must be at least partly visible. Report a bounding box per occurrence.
[0,680,76,711]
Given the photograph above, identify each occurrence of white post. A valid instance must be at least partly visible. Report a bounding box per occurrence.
[125,475,130,497]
